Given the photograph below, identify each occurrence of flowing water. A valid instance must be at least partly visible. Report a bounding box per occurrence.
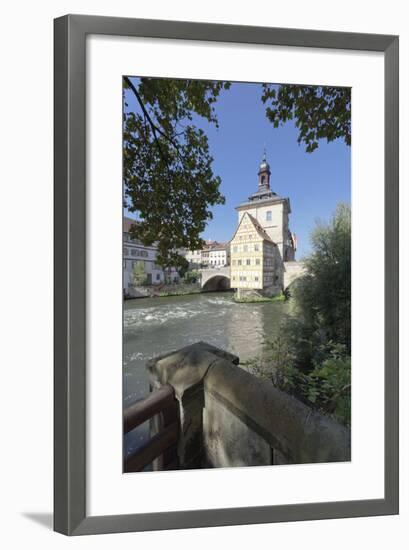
[123,291,290,457]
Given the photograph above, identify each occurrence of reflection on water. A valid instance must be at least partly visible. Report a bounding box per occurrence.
[123,291,290,456]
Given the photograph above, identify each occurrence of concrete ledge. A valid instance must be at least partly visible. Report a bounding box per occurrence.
[147,342,239,399]
[147,342,240,469]
[147,341,350,468]
[204,359,351,464]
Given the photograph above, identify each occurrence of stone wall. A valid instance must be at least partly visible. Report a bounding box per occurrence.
[200,267,230,289]
[203,391,272,467]
[283,261,306,290]
[126,286,150,298]
[127,282,201,299]
[152,282,201,297]
[147,342,351,469]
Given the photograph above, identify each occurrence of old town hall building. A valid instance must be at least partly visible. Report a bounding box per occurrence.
[230,151,297,296]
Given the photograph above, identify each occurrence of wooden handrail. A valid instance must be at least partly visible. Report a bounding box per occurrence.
[124,421,178,472]
[124,384,176,434]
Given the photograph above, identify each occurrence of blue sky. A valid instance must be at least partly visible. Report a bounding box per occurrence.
[124,80,350,259]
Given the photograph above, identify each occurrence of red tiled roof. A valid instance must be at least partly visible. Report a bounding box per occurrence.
[123,216,139,232]
[229,211,276,244]
[246,213,275,244]
[209,243,228,251]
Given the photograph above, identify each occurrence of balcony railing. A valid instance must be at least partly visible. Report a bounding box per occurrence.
[124,342,351,472]
[124,384,179,472]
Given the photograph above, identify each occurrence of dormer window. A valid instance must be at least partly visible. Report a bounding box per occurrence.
[266,211,272,221]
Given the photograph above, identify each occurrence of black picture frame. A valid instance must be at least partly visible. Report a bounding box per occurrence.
[54,14,399,535]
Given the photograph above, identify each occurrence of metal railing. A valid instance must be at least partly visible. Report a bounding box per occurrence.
[124,384,179,472]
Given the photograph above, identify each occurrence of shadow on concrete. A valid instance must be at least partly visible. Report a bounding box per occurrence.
[22,512,53,531]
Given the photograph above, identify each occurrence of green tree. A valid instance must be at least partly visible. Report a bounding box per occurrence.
[308,343,351,425]
[184,270,200,284]
[262,85,351,152]
[124,78,350,272]
[247,204,351,425]
[294,203,351,354]
[123,77,230,270]
[177,259,189,280]
[132,261,147,287]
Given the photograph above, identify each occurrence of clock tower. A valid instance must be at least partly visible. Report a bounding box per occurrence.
[258,148,271,192]
[235,150,296,262]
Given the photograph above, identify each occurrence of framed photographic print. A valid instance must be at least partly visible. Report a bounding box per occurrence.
[54,14,399,535]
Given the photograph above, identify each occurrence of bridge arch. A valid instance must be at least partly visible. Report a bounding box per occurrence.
[199,267,231,291]
[283,261,306,291]
[202,274,231,292]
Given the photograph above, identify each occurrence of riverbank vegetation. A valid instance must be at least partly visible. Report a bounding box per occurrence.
[127,282,202,299]
[154,284,202,298]
[247,204,351,426]
[132,260,148,286]
[234,292,286,304]
[183,270,201,284]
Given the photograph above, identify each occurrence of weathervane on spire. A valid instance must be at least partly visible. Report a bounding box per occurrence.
[258,144,271,190]
[262,143,267,163]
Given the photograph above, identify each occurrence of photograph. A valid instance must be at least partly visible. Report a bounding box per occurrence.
[122,76,351,472]
[0,1,402,543]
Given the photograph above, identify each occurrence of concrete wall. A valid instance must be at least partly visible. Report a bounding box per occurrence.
[203,392,272,467]
[147,342,351,470]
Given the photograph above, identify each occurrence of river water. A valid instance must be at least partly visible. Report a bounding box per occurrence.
[123,291,290,457]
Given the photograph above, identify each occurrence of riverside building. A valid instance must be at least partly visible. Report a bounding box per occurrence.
[230,151,297,297]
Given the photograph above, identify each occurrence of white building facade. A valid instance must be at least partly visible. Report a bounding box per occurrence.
[185,241,229,269]
[208,245,230,267]
[123,217,179,295]
[185,249,202,268]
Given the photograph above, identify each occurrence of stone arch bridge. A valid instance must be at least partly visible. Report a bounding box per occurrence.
[199,261,306,293]
[199,267,231,292]
[283,261,306,291]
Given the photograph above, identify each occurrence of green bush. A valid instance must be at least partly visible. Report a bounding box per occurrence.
[247,204,351,426]
[307,342,351,425]
[132,261,148,286]
[247,337,350,426]
[293,203,351,354]
[184,270,200,284]
[234,292,285,304]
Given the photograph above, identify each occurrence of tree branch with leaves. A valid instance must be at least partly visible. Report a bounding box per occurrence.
[123,76,231,270]
[262,84,351,153]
